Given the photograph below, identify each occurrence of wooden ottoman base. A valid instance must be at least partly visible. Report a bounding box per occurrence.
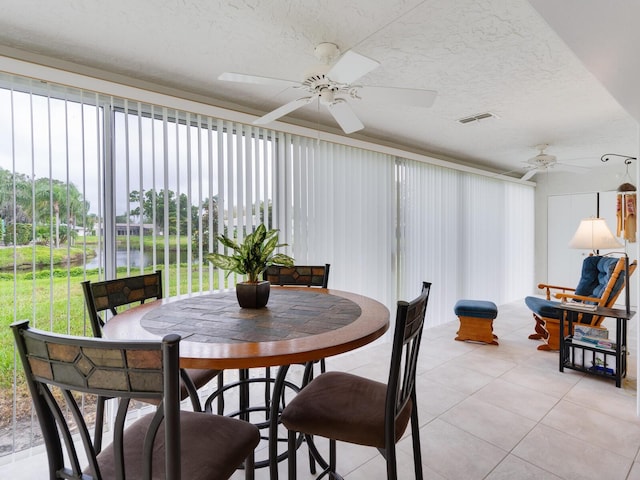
[455,315,498,345]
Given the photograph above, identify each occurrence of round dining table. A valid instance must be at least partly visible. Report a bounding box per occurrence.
[102,286,390,478]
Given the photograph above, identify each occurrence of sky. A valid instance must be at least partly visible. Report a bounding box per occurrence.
[1,87,274,226]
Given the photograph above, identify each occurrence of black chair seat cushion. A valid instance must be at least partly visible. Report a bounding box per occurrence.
[281,371,412,449]
[93,410,260,480]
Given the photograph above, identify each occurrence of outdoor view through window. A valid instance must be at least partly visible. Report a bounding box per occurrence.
[0,74,275,456]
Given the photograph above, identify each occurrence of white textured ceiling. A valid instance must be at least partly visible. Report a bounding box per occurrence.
[0,0,637,178]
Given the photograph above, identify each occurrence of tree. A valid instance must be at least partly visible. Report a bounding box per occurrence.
[194,195,219,252]
[64,192,89,246]
[34,178,87,247]
[0,167,31,226]
[129,189,200,236]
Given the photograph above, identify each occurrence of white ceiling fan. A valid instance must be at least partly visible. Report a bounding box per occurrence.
[519,144,589,181]
[218,42,437,134]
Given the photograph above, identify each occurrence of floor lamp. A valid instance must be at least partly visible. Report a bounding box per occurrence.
[568,217,629,314]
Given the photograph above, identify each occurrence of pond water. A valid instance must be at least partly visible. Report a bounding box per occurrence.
[84,248,192,270]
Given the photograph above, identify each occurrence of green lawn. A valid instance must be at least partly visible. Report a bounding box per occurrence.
[0,239,222,392]
[0,265,224,435]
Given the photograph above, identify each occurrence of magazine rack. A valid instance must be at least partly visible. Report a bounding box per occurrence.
[558,303,635,387]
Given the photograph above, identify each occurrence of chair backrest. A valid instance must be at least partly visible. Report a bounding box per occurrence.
[565,255,637,325]
[571,255,636,306]
[385,281,431,447]
[82,270,163,338]
[11,320,181,480]
[263,264,330,288]
[598,258,636,308]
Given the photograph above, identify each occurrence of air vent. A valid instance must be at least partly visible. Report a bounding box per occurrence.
[457,112,496,124]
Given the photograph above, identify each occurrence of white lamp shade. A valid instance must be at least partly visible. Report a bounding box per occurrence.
[568,218,623,250]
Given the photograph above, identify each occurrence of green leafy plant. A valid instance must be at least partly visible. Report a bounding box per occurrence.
[205,224,294,283]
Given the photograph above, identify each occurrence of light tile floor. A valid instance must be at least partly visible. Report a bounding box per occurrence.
[2,299,639,479]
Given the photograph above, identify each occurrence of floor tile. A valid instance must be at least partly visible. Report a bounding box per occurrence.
[421,362,495,395]
[414,375,468,418]
[485,454,562,480]
[541,399,640,459]
[628,461,640,480]
[472,377,559,422]
[343,442,445,480]
[512,423,632,480]
[564,374,639,422]
[439,396,536,451]
[446,348,518,378]
[417,419,507,480]
[4,298,639,480]
[500,363,583,398]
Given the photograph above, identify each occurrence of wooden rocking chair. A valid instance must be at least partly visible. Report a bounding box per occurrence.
[525,255,636,351]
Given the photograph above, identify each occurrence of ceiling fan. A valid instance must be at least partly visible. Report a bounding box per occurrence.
[519,144,589,181]
[218,42,437,134]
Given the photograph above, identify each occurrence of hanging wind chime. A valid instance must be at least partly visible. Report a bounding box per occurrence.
[602,153,637,243]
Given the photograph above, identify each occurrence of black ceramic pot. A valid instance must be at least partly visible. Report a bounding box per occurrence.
[235,281,270,308]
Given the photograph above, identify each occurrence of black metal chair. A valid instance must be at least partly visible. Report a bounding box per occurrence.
[263,264,330,288]
[11,320,260,480]
[203,264,331,469]
[281,281,431,480]
[263,264,331,375]
[264,264,332,473]
[82,271,222,450]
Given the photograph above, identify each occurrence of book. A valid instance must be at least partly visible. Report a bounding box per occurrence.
[563,302,598,312]
[572,324,615,351]
[573,325,608,339]
[590,357,616,375]
[571,337,616,351]
[590,364,616,375]
[571,350,617,374]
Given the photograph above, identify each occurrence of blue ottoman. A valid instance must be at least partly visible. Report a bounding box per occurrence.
[454,300,499,345]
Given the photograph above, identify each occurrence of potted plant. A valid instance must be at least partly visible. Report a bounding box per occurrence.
[204,224,294,308]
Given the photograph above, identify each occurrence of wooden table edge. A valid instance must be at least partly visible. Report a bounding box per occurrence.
[103,287,390,370]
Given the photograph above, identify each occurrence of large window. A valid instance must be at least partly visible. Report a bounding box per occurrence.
[397,159,535,323]
[109,106,277,294]
[0,70,534,457]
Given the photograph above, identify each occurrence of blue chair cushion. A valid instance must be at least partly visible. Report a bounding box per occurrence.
[555,256,621,304]
[574,255,602,296]
[525,256,623,325]
[592,257,622,301]
[524,295,597,323]
[524,296,562,320]
[454,300,498,319]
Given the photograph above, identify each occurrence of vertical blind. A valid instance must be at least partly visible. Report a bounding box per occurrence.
[0,71,535,457]
[280,136,397,308]
[397,159,535,325]
[111,109,277,294]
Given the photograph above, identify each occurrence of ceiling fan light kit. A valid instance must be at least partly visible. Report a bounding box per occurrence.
[517,143,590,181]
[219,42,437,134]
[313,42,340,62]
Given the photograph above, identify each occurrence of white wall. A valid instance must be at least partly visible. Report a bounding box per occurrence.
[534,162,638,287]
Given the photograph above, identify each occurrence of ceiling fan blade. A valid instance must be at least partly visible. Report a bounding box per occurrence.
[357,86,437,108]
[254,97,313,125]
[327,100,365,134]
[521,169,537,181]
[328,50,380,84]
[219,72,300,88]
